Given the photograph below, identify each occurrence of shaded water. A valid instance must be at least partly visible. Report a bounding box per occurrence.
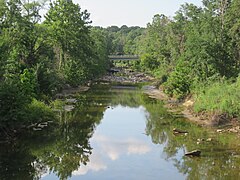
[1,84,240,180]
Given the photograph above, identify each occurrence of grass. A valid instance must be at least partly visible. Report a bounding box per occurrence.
[194,77,240,118]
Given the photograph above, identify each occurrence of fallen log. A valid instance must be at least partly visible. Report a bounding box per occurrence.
[173,128,188,134]
[185,150,201,157]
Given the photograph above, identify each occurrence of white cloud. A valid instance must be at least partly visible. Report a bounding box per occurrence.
[127,138,151,155]
[72,134,151,176]
[73,153,107,176]
[93,134,151,161]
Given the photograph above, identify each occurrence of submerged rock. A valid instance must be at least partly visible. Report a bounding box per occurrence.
[185,150,201,157]
[64,105,75,112]
[66,98,77,103]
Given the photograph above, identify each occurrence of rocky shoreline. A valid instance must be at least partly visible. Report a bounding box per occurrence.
[99,68,155,83]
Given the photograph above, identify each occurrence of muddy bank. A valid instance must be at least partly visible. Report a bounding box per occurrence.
[144,85,240,134]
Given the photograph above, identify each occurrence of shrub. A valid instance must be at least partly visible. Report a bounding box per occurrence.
[140,53,160,71]
[24,99,56,125]
[0,78,55,130]
[0,81,31,127]
[20,69,38,98]
[163,60,192,99]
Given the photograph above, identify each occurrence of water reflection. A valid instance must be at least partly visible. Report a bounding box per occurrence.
[144,98,240,179]
[1,84,240,179]
[73,133,151,176]
[72,152,107,176]
[93,134,151,160]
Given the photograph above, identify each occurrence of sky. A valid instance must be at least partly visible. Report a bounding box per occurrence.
[74,0,203,27]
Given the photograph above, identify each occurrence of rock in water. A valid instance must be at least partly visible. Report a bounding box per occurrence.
[185,150,201,157]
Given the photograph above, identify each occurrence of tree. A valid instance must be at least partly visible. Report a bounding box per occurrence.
[44,0,93,85]
[226,0,240,70]
[89,27,109,76]
[136,14,171,76]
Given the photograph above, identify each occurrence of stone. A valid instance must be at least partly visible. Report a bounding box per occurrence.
[228,129,238,133]
[185,150,201,157]
[33,127,42,131]
[64,105,75,111]
[66,98,77,103]
[206,138,212,142]
[173,128,188,134]
[216,129,224,133]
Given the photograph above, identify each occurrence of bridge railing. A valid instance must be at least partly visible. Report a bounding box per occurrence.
[108,55,139,60]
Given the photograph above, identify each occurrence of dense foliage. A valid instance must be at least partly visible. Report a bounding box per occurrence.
[0,0,109,134]
[104,0,240,119]
[1,0,240,134]
[134,1,238,95]
[104,25,145,55]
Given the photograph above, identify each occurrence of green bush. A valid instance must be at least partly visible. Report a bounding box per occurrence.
[0,80,31,127]
[0,78,55,129]
[140,53,160,71]
[64,59,88,87]
[152,64,171,84]
[163,60,192,99]
[20,69,38,98]
[24,99,56,125]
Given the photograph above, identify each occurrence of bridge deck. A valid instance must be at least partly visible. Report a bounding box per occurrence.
[108,55,139,61]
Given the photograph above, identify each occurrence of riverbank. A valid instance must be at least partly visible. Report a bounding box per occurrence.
[144,85,240,134]
[58,67,240,134]
[4,79,240,180]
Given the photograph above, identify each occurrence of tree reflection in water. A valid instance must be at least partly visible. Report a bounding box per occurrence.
[0,88,107,180]
[1,84,240,179]
[144,97,240,179]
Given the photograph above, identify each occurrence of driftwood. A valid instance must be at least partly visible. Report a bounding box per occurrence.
[173,128,188,134]
[185,150,201,157]
[26,121,52,131]
[107,68,120,74]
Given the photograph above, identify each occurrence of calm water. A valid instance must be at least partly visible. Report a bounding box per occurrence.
[1,84,240,180]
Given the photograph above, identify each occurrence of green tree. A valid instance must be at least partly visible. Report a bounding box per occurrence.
[44,0,93,85]
[226,0,240,70]
[140,15,171,69]
[89,27,109,76]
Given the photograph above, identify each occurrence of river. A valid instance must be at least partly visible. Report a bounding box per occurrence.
[1,83,240,179]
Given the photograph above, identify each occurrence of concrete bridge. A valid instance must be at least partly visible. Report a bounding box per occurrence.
[108,55,139,61]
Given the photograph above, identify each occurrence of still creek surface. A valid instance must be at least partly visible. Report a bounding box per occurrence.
[1,84,240,180]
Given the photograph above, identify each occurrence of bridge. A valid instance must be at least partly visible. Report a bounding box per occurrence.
[108,55,139,61]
